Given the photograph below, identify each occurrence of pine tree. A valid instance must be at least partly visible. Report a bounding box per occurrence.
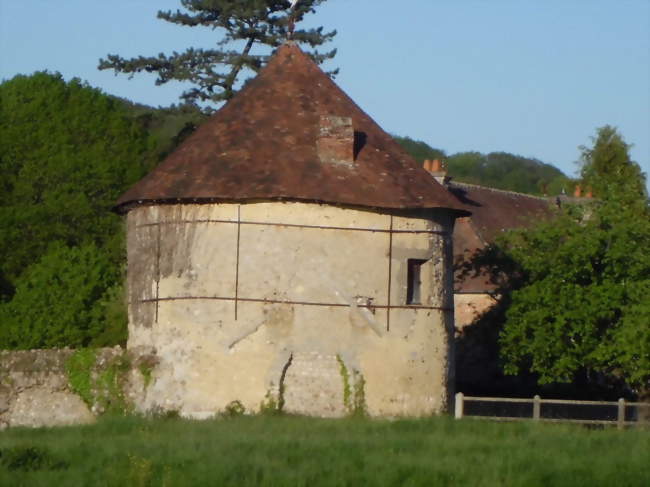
[98,0,337,107]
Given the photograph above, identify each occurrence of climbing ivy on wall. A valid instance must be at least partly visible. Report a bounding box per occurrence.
[337,355,366,416]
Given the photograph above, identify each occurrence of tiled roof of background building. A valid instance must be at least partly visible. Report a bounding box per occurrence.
[447,182,555,293]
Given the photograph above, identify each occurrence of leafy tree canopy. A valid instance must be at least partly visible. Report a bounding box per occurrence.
[115,98,208,160]
[495,126,650,396]
[579,124,648,205]
[392,135,446,163]
[0,71,154,283]
[0,243,125,349]
[394,135,573,195]
[448,151,573,196]
[0,72,155,349]
[99,0,336,106]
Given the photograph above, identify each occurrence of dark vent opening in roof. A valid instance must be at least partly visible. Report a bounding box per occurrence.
[317,115,354,167]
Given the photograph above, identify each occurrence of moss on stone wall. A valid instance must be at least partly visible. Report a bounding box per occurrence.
[64,349,97,407]
[96,353,131,414]
[138,363,153,389]
[64,349,132,414]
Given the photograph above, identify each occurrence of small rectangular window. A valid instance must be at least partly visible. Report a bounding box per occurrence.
[406,259,426,305]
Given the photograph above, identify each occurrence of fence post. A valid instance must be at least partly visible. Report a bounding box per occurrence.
[533,395,541,421]
[455,392,464,419]
[617,398,625,430]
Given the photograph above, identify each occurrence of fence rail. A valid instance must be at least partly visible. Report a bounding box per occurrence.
[454,393,650,429]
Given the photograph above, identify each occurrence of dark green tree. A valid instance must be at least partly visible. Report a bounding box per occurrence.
[393,134,573,195]
[0,72,154,348]
[496,126,650,398]
[0,72,153,282]
[447,151,574,196]
[0,243,125,349]
[99,0,336,106]
[393,135,446,164]
[579,124,648,204]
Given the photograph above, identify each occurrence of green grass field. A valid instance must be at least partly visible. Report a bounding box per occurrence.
[0,414,647,486]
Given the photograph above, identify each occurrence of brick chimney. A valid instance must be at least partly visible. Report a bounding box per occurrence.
[423,158,449,186]
[317,115,354,167]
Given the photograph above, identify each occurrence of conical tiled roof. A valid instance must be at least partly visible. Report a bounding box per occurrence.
[115,43,468,214]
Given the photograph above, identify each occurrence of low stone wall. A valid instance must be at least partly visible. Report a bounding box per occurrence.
[0,347,156,429]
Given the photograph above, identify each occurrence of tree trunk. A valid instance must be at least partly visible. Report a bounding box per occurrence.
[224,36,256,100]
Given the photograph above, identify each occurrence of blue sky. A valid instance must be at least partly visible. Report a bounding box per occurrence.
[1,0,648,186]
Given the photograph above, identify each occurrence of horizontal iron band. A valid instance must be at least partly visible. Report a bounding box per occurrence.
[138,295,452,312]
[136,218,448,236]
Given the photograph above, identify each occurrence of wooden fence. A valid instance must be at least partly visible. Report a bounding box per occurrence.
[454,393,650,429]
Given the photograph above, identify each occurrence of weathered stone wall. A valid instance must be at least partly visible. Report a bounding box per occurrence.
[0,347,154,429]
[126,201,457,418]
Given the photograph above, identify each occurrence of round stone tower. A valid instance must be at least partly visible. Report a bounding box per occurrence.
[115,43,468,418]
